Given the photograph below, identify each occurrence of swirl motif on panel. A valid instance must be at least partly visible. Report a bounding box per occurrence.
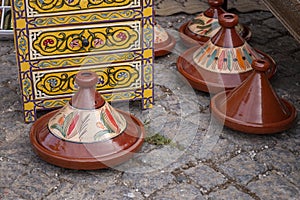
[28,0,134,14]
[35,65,140,97]
[32,26,139,58]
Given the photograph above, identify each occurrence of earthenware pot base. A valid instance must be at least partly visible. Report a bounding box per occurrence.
[30,109,145,170]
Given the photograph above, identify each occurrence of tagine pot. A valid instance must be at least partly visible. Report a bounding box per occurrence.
[154,23,176,57]
[179,0,251,47]
[177,13,276,93]
[210,59,297,134]
[30,71,145,170]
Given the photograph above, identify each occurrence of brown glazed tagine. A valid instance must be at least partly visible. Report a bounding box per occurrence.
[210,59,297,134]
[179,0,251,47]
[30,71,145,169]
[177,13,276,93]
[154,23,176,57]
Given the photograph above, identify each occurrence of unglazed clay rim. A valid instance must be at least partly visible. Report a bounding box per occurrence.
[178,22,252,47]
[176,46,277,93]
[30,109,145,169]
[154,33,176,57]
[210,91,297,134]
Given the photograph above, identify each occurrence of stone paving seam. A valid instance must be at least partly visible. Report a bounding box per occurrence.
[199,160,262,199]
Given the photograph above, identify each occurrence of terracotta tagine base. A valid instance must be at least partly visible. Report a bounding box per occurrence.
[30,71,145,169]
[210,59,297,134]
[177,46,276,93]
[178,0,251,47]
[30,109,145,170]
[154,24,176,57]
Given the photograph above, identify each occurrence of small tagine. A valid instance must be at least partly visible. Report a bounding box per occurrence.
[177,13,276,93]
[154,23,176,57]
[211,59,297,134]
[179,0,251,47]
[30,71,145,169]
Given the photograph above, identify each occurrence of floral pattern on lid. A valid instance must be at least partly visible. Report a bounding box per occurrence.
[188,13,245,38]
[193,40,261,74]
[48,102,127,143]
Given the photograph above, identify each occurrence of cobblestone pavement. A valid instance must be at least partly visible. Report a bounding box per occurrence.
[0,10,299,200]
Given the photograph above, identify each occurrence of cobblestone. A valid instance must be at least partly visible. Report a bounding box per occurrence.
[218,152,268,185]
[184,164,227,192]
[0,8,299,200]
[207,186,254,200]
[247,171,300,200]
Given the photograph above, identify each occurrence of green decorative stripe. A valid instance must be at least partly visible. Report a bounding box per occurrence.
[206,49,217,68]
[242,48,253,64]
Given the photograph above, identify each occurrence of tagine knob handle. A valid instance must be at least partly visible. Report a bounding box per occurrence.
[219,13,239,28]
[251,59,270,72]
[75,71,98,88]
[72,71,105,109]
[208,0,224,7]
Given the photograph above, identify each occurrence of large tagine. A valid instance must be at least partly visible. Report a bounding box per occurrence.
[177,13,276,93]
[179,0,251,47]
[210,59,297,134]
[30,71,145,169]
[154,23,176,57]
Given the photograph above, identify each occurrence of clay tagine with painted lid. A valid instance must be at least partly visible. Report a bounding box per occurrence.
[154,23,176,57]
[30,71,145,169]
[179,0,251,47]
[210,59,297,134]
[177,13,276,93]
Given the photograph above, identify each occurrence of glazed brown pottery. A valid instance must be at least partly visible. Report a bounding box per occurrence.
[177,13,276,93]
[30,71,145,169]
[178,0,251,47]
[210,59,297,134]
[154,23,176,57]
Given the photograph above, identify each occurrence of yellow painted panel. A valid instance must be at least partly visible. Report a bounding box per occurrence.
[30,22,140,60]
[27,0,140,17]
[34,62,141,99]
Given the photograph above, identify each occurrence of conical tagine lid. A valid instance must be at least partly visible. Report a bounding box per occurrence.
[30,71,145,169]
[179,0,251,46]
[154,23,176,57]
[48,71,127,143]
[193,13,254,74]
[177,13,276,93]
[210,59,297,134]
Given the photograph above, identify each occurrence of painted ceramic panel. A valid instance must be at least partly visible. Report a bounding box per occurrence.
[33,62,141,99]
[27,9,143,28]
[11,0,154,122]
[34,90,142,110]
[29,21,140,60]
[26,0,140,17]
[30,51,141,69]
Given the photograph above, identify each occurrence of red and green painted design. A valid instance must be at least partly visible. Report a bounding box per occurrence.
[188,13,245,38]
[188,13,220,37]
[193,41,259,73]
[48,103,126,143]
